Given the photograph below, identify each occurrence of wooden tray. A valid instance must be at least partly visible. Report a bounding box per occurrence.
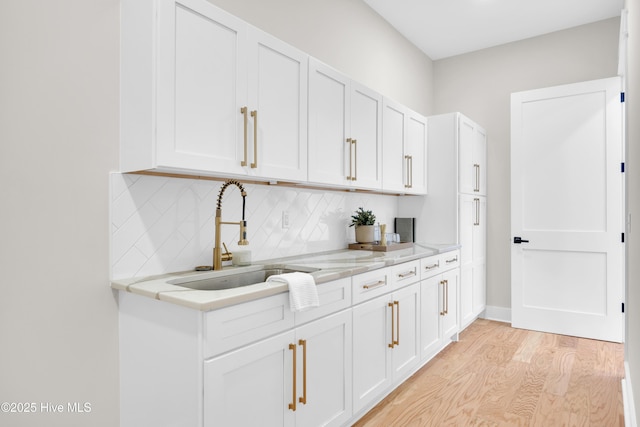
[348,242,414,252]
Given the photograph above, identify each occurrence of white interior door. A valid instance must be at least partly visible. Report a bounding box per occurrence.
[511,77,624,342]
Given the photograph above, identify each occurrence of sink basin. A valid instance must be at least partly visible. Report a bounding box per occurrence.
[168,266,319,291]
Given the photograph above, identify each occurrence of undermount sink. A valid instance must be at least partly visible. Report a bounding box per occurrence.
[168,266,319,291]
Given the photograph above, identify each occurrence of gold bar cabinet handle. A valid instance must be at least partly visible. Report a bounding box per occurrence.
[240,107,248,166]
[398,270,416,279]
[353,139,357,181]
[251,110,258,168]
[445,257,458,264]
[394,300,400,346]
[424,262,439,270]
[474,164,480,192]
[409,156,413,188]
[444,279,449,315]
[363,280,386,290]
[474,198,480,226]
[288,343,297,411]
[346,138,353,180]
[298,339,307,405]
[404,155,411,188]
[440,280,446,316]
[388,302,395,348]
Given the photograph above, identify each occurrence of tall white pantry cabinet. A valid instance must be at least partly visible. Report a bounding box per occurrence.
[417,112,487,330]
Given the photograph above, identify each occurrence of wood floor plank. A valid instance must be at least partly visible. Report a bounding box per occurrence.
[353,320,625,427]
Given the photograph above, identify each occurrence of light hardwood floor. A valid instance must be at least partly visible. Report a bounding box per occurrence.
[354,319,624,426]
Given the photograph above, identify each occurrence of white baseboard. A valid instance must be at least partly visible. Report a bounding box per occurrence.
[623,362,638,427]
[482,305,511,324]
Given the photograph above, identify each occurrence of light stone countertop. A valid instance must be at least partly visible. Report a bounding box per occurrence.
[111,242,459,311]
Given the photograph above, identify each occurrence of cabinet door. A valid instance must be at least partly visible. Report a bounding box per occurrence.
[474,126,487,195]
[352,296,392,413]
[472,262,486,321]
[204,331,295,427]
[350,82,383,190]
[459,194,475,267]
[157,0,248,175]
[420,275,441,360]
[458,114,487,195]
[459,264,474,330]
[473,196,487,262]
[405,111,427,195]
[247,27,308,182]
[308,59,349,187]
[295,311,352,427]
[391,283,420,380]
[382,99,407,193]
[441,269,459,340]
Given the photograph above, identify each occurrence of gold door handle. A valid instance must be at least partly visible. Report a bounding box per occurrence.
[353,139,357,181]
[440,280,446,316]
[298,339,307,405]
[363,280,386,290]
[346,138,353,180]
[241,107,248,167]
[250,110,258,168]
[388,302,395,348]
[445,256,458,264]
[404,155,411,188]
[474,164,480,192]
[288,343,297,411]
[444,279,449,315]
[474,198,480,226]
[409,156,413,188]
[394,300,400,346]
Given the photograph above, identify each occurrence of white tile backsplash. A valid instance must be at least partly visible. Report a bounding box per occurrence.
[110,173,399,279]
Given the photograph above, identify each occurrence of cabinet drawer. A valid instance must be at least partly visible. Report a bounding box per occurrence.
[295,277,351,325]
[352,268,391,304]
[390,260,420,288]
[420,255,442,279]
[204,293,294,358]
[440,250,460,271]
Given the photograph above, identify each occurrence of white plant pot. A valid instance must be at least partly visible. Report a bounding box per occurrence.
[355,225,375,243]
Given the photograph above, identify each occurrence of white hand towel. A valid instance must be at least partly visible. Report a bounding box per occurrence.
[266,272,319,312]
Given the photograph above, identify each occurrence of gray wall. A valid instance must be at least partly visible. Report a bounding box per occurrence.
[208,0,434,115]
[431,18,621,309]
[625,0,640,417]
[0,1,120,426]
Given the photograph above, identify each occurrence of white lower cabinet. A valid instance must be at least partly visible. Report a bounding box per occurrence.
[352,282,420,413]
[420,253,460,361]
[118,254,462,426]
[205,309,352,427]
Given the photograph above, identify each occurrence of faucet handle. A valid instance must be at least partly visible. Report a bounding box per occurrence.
[221,242,233,262]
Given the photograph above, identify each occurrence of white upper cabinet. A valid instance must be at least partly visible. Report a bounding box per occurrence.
[246,27,308,182]
[381,98,427,194]
[121,0,307,181]
[308,58,382,190]
[458,115,487,195]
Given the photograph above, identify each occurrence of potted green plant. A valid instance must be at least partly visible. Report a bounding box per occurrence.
[350,207,376,243]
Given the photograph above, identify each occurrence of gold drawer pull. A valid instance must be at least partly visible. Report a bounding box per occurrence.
[363,280,386,290]
[424,262,439,270]
[445,257,458,264]
[398,270,416,279]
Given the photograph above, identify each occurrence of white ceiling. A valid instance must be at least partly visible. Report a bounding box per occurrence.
[363,0,625,60]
